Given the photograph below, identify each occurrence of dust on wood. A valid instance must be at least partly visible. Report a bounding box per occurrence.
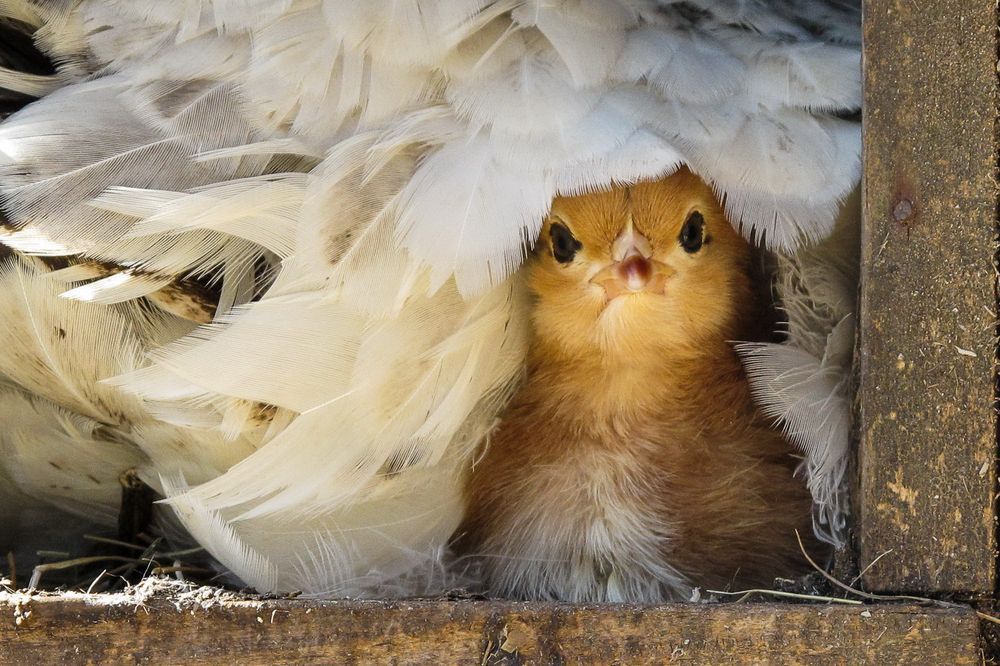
[857,0,998,594]
[0,581,982,665]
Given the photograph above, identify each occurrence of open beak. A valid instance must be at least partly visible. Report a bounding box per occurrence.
[590,223,674,300]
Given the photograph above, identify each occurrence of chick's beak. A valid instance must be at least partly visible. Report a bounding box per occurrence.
[590,224,674,300]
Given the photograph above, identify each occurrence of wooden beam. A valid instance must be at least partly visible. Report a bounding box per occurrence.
[858,0,998,594]
[0,595,982,665]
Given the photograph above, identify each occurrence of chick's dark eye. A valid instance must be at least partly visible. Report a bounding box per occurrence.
[679,211,705,253]
[550,222,581,264]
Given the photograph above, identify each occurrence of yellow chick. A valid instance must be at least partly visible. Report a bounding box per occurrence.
[457,167,818,602]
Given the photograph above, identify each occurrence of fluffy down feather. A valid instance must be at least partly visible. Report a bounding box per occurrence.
[0,0,860,596]
[737,185,860,546]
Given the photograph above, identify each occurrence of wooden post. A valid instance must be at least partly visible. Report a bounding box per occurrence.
[858,0,998,594]
[0,596,982,665]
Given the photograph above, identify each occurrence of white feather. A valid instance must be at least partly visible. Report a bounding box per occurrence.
[516,1,634,87]
[0,80,233,250]
[161,462,469,598]
[0,225,77,255]
[0,257,170,425]
[0,68,60,97]
[60,270,175,305]
[0,0,42,26]
[616,26,745,104]
[396,135,550,295]
[94,175,307,259]
[737,186,861,546]
[737,330,851,547]
[161,472,280,593]
[0,387,143,525]
[122,278,528,518]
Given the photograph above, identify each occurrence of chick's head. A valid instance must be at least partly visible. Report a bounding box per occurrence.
[528,167,756,361]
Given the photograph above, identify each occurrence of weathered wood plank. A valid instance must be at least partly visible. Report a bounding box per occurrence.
[858,0,998,593]
[0,595,981,665]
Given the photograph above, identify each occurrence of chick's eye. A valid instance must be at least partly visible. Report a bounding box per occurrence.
[550,222,581,264]
[679,211,705,253]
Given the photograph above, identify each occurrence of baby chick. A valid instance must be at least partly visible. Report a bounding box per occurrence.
[457,167,818,602]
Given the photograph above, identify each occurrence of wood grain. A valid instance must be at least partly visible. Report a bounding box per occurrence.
[0,596,981,665]
[858,0,998,594]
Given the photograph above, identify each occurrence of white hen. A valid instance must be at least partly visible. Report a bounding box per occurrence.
[0,0,860,597]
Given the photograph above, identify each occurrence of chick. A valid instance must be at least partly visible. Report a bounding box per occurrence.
[457,167,818,602]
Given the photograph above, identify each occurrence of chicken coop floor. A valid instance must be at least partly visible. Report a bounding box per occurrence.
[0,580,982,664]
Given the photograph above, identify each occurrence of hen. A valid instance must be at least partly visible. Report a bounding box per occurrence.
[0,0,858,596]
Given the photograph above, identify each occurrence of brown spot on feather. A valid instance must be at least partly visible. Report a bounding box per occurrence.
[148,281,218,324]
